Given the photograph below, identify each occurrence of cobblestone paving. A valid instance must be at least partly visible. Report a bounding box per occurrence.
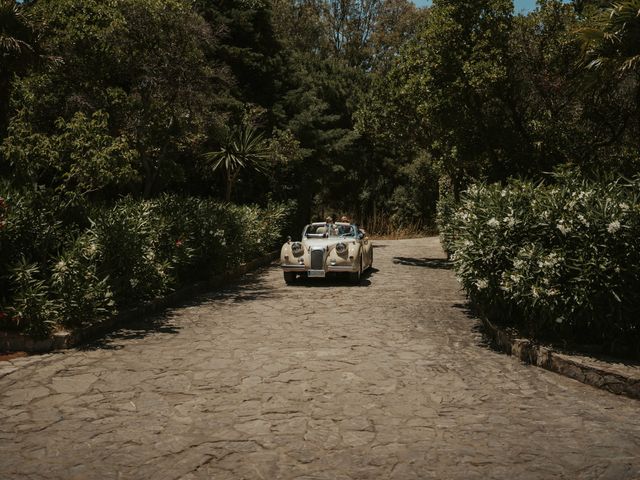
[1,237,640,480]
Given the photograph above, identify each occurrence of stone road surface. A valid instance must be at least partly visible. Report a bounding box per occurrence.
[1,237,640,480]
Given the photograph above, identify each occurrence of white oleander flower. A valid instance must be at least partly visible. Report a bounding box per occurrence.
[607,220,621,234]
[538,253,560,269]
[455,211,471,222]
[619,203,629,211]
[503,215,516,228]
[55,260,67,272]
[577,214,589,227]
[556,221,571,235]
[475,279,488,290]
[487,217,500,228]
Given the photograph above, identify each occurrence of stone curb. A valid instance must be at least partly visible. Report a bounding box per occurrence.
[480,316,640,400]
[0,251,279,354]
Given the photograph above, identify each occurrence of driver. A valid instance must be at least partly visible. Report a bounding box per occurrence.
[338,215,353,235]
[325,216,339,235]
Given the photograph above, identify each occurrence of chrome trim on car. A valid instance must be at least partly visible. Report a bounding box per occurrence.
[281,264,306,270]
[327,265,356,272]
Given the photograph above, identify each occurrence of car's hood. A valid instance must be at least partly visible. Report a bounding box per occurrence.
[301,238,352,249]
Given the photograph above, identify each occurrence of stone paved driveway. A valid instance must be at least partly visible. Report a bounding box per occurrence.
[1,237,639,480]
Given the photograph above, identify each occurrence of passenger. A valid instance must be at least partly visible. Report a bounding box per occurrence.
[336,215,353,236]
[319,216,334,236]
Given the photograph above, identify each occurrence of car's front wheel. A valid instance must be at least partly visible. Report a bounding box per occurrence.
[283,272,297,284]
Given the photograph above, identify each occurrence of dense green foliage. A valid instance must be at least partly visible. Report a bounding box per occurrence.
[0,188,290,336]
[439,173,640,356]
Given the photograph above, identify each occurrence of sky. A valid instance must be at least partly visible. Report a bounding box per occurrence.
[413,0,544,13]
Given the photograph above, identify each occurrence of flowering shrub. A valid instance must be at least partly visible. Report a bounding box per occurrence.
[0,188,292,337]
[88,200,169,304]
[50,234,116,328]
[438,174,640,355]
[4,259,58,337]
[88,197,290,306]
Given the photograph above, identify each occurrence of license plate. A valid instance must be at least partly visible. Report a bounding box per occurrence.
[308,270,326,278]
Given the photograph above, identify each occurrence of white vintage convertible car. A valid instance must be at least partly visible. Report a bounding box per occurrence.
[280,222,373,284]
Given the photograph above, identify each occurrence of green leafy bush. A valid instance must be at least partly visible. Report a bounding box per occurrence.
[0,189,292,337]
[88,199,169,304]
[49,234,116,328]
[4,259,57,338]
[439,173,640,355]
[0,186,68,324]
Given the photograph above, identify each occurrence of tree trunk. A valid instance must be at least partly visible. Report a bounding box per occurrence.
[225,169,240,203]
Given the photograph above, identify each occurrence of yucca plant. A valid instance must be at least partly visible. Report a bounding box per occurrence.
[577,1,640,75]
[202,125,271,202]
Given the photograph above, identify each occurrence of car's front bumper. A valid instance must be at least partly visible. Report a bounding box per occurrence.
[281,264,306,272]
[281,264,357,274]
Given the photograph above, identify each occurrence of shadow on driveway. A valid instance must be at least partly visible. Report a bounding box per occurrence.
[284,267,379,288]
[392,257,452,269]
[79,267,277,351]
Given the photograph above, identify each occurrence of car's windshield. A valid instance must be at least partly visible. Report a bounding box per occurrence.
[304,223,356,238]
[304,223,329,237]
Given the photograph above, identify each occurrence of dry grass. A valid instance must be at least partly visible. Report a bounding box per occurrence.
[362,216,436,240]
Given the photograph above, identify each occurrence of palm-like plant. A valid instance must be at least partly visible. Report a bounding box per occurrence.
[577,1,640,75]
[202,125,271,202]
[0,0,35,61]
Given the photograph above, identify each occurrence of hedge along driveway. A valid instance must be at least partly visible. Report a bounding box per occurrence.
[439,173,640,356]
[0,191,293,338]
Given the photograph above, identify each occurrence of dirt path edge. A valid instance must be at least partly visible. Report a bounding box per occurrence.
[481,316,640,400]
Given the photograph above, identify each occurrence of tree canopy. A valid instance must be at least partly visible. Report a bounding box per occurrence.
[0,0,638,230]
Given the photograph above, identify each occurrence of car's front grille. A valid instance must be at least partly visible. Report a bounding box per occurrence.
[311,249,324,270]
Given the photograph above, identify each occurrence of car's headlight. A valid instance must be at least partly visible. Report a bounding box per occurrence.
[291,242,303,256]
[335,242,347,255]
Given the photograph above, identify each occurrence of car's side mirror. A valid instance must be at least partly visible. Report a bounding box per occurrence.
[287,235,292,242]
[357,232,365,240]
